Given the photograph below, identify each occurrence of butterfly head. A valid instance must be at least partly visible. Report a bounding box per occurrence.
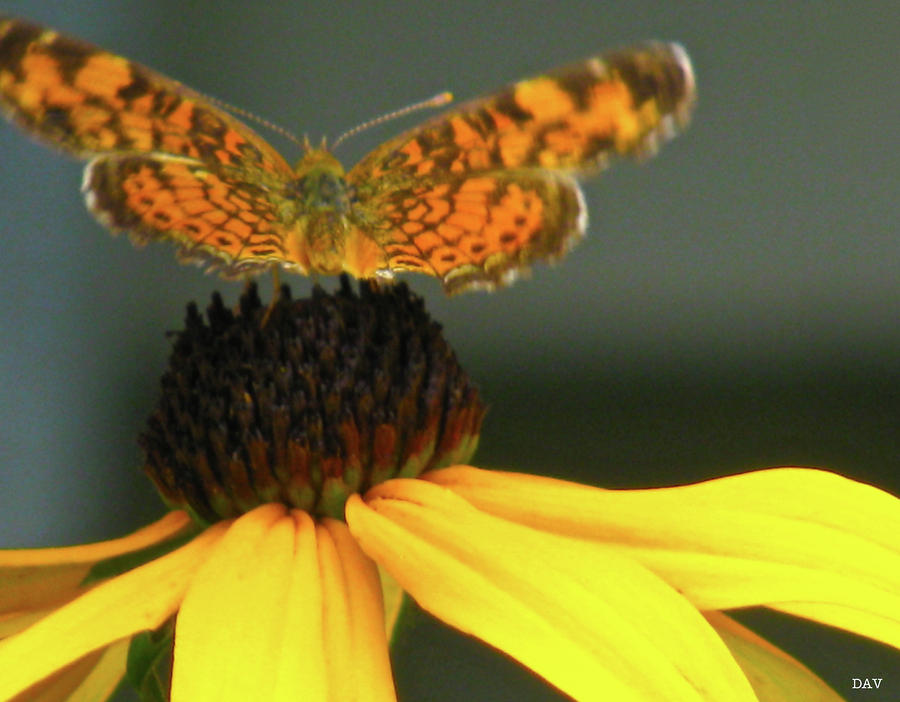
[291,148,349,212]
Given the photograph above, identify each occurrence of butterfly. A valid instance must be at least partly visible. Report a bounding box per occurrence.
[0,15,695,294]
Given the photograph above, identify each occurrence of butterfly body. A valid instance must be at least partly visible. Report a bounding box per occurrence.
[1,15,695,293]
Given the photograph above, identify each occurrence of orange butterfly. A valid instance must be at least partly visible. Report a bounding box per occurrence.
[0,16,695,293]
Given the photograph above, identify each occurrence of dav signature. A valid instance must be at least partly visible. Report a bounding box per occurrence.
[851,677,884,691]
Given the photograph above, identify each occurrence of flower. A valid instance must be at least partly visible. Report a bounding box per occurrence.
[1,281,898,701]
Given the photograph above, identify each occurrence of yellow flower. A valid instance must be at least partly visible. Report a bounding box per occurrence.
[3,467,899,701]
[1,281,898,701]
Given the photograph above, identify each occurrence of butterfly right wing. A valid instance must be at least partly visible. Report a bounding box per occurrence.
[349,169,585,294]
[346,42,695,293]
[350,42,696,185]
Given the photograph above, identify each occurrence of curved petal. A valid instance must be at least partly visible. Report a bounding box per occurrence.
[427,467,900,649]
[66,638,129,702]
[769,601,899,652]
[173,504,301,702]
[378,567,404,641]
[319,519,396,702]
[10,649,105,702]
[0,522,226,700]
[171,506,395,702]
[270,510,328,700]
[0,511,192,616]
[0,609,46,639]
[348,480,757,702]
[17,637,130,702]
[705,611,842,702]
[0,512,192,568]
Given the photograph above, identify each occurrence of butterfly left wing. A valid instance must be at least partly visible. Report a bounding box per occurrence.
[0,16,290,172]
[0,15,306,275]
[85,155,307,273]
[348,42,695,293]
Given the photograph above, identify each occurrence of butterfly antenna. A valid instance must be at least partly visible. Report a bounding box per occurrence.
[331,91,453,151]
[199,91,306,150]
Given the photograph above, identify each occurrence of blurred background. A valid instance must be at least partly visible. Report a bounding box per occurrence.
[1,1,897,699]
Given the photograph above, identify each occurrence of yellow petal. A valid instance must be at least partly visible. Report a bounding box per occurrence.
[0,609,46,639]
[705,612,842,702]
[0,511,191,616]
[270,510,328,700]
[65,638,129,702]
[770,601,899,652]
[315,522,355,702]
[172,505,395,702]
[173,504,298,702]
[319,519,396,702]
[377,567,404,641]
[428,467,900,650]
[10,648,104,702]
[0,522,226,700]
[18,638,130,702]
[348,480,757,702]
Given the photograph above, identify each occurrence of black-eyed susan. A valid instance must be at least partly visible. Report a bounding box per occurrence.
[1,280,897,701]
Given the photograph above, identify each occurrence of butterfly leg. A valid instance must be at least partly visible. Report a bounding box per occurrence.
[259,265,282,328]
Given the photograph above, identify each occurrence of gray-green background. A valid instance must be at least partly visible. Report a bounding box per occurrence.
[1,1,898,700]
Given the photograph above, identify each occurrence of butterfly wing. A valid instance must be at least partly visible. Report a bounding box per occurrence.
[354,170,585,294]
[0,15,302,274]
[348,42,695,293]
[84,156,307,274]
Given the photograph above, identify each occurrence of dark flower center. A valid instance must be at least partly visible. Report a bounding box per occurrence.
[140,276,485,522]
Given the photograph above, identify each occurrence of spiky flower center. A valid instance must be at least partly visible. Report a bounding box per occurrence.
[141,277,485,522]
